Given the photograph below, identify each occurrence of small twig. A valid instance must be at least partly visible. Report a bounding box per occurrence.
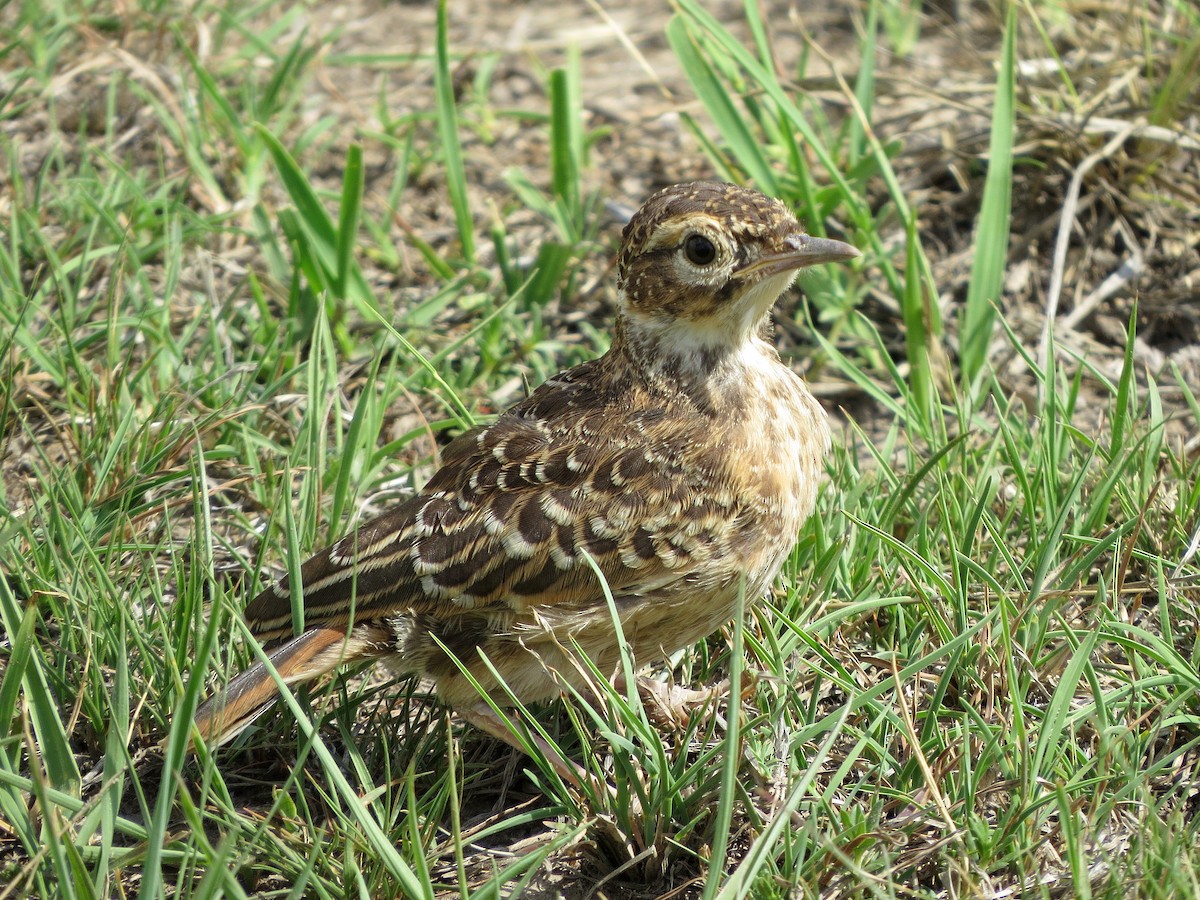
[584,0,673,101]
[1076,116,1200,153]
[1060,218,1144,332]
[1039,123,1138,374]
[1174,518,1200,581]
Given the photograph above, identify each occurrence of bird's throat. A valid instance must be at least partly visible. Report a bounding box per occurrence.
[612,311,785,416]
[614,269,796,391]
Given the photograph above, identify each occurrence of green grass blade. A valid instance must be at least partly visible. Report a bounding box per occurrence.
[434,0,475,262]
[334,144,364,301]
[701,587,744,900]
[0,582,80,799]
[716,707,850,898]
[1110,299,1138,457]
[959,4,1016,387]
[256,126,377,316]
[548,62,582,229]
[902,212,934,420]
[1031,609,1101,781]
[666,16,776,193]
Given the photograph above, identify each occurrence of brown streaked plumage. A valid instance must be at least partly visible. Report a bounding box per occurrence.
[193,181,858,766]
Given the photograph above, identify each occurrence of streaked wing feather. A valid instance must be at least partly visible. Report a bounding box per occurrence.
[242,375,710,645]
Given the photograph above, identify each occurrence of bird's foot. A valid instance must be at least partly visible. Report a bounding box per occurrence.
[631,673,756,731]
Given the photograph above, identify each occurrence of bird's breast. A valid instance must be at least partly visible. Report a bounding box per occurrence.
[704,342,830,574]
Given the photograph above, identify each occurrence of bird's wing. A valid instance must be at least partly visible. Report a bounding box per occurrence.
[242,394,728,645]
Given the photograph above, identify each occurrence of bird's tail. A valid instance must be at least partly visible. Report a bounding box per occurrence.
[192,623,391,746]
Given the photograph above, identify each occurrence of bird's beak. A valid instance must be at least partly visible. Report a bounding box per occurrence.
[735,233,861,280]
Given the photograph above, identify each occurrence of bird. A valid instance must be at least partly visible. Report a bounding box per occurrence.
[192,181,859,777]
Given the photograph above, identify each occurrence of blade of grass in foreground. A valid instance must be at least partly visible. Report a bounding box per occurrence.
[902,213,935,422]
[143,458,226,900]
[701,587,744,900]
[959,4,1015,390]
[334,143,364,302]
[715,706,850,898]
[435,0,475,263]
[223,615,432,898]
[548,60,583,233]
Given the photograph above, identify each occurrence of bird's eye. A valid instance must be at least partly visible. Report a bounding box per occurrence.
[683,234,717,266]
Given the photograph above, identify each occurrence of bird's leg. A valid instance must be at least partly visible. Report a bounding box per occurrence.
[460,702,647,819]
[458,702,589,790]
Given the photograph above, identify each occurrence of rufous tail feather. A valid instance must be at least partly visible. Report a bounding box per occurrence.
[191,624,390,746]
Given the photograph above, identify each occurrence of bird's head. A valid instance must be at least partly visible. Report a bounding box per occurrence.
[616,181,859,358]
